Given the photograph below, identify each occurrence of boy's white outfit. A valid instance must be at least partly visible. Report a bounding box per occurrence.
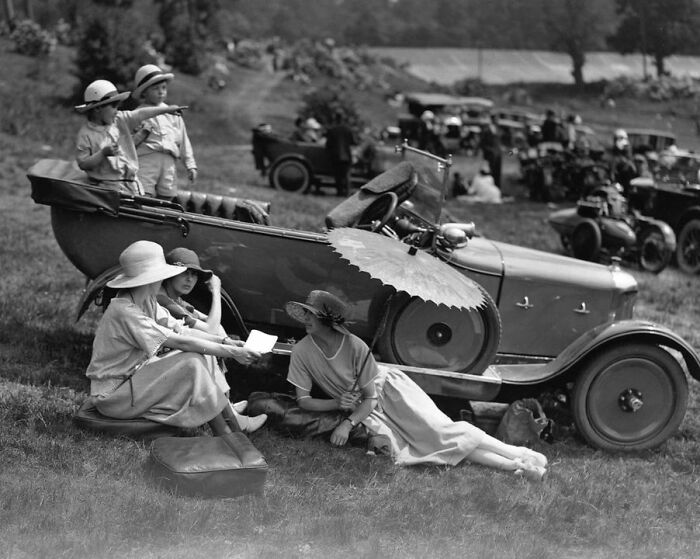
[75,111,145,195]
[136,102,197,198]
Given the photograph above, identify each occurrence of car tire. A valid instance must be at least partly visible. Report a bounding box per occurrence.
[571,218,602,262]
[375,287,501,375]
[269,158,312,193]
[572,343,688,452]
[676,218,700,274]
[638,228,672,274]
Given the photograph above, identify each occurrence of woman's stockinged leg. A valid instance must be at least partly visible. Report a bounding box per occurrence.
[208,412,233,436]
[474,432,548,467]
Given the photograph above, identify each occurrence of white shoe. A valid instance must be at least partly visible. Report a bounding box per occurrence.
[514,459,546,482]
[519,447,548,469]
[235,412,267,434]
[230,400,248,414]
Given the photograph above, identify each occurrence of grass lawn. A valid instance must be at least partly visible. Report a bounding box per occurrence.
[1,41,700,559]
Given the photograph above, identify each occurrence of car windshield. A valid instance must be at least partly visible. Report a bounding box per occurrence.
[399,145,451,225]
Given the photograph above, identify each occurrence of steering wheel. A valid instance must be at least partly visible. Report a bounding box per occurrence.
[355,192,399,232]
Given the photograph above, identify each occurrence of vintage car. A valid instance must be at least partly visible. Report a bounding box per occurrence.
[28,146,700,452]
[548,184,676,273]
[625,128,677,155]
[629,149,700,273]
[253,129,400,194]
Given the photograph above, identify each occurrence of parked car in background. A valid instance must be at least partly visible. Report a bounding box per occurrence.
[28,146,700,452]
[548,184,676,273]
[629,149,700,273]
[625,128,677,155]
[252,130,400,193]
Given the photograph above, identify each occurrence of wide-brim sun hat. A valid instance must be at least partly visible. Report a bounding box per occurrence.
[165,247,213,281]
[74,79,130,113]
[132,64,174,99]
[285,290,351,335]
[107,240,186,289]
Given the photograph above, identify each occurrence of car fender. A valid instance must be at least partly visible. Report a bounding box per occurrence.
[497,319,700,385]
[635,215,677,249]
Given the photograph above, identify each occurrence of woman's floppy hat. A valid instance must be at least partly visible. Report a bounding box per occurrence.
[75,80,130,113]
[107,241,186,289]
[285,290,351,334]
[132,64,174,99]
[165,247,213,280]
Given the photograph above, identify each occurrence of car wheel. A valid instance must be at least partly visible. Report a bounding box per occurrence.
[571,218,602,262]
[676,218,700,274]
[376,288,501,375]
[638,228,672,274]
[269,158,312,193]
[572,343,688,452]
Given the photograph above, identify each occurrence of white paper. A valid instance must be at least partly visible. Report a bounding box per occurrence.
[244,329,278,353]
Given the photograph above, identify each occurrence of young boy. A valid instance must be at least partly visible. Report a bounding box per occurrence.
[132,64,197,199]
[75,79,186,195]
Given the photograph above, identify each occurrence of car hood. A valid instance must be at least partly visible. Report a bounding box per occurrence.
[443,236,617,285]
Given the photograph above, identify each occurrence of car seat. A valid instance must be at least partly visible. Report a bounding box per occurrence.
[325,161,418,229]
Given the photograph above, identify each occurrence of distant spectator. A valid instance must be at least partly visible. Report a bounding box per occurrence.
[541,109,561,143]
[325,111,356,197]
[251,122,273,177]
[290,117,322,143]
[479,114,502,189]
[457,162,502,204]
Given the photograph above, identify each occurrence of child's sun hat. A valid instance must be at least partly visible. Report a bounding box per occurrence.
[132,64,174,99]
[75,80,130,113]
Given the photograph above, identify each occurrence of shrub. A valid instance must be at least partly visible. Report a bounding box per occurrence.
[299,86,364,133]
[73,7,148,100]
[10,19,56,57]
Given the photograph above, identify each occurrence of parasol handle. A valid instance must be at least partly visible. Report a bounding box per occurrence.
[350,293,394,392]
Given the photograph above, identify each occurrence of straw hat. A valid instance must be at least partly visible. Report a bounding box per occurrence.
[285,290,351,334]
[165,247,213,281]
[132,64,174,99]
[107,241,185,289]
[74,80,130,113]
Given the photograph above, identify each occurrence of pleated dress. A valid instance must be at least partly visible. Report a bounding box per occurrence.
[86,294,230,428]
[287,333,485,466]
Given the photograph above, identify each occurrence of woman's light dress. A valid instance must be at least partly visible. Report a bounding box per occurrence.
[288,333,486,466]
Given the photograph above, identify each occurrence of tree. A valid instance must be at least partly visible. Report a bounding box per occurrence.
[542,0,617,88]
[608,0,700,78]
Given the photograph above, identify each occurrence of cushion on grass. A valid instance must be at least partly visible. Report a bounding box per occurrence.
[149,433,268,498]
[73,399,179,439]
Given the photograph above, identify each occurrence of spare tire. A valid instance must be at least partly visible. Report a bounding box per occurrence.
[571,218,602,262]
[376,287,501,375]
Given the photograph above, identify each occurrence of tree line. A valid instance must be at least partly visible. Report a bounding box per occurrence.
[4,0,700,88]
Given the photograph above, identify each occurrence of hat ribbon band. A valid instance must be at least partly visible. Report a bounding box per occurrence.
[137,70,166,88]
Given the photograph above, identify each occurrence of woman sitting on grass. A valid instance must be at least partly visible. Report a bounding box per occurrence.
[85,240,266,434]
[285,290,548,480]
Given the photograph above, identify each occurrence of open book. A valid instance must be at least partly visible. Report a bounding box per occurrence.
[243,329,278,353]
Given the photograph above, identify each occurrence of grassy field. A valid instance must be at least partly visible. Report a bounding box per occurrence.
[1,41,700,559]
[371,47,700,86]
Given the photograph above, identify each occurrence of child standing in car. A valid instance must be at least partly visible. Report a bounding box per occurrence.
[75,79,186,195]
[132,64,198,200]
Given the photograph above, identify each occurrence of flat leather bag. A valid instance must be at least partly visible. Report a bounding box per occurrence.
[149,433,268,498]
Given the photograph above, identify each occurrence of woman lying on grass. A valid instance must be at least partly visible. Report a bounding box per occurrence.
[285,290,548,480]
[85,240,266,434]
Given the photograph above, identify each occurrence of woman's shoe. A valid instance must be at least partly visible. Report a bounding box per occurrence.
[235,412,267,434]
[231,400,248,414]
[513,459,547,482]
[519,447,548,469]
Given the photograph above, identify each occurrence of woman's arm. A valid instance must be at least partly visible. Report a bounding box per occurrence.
[294,386,341,412]
[203,274,222,334]
[330,383,378,446]
[163,331,259,365]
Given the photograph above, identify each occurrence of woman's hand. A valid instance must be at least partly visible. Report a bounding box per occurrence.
[330,420,352,446]
[206,274,221,294]
[338,391,360,411]
[226,346,260,366]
